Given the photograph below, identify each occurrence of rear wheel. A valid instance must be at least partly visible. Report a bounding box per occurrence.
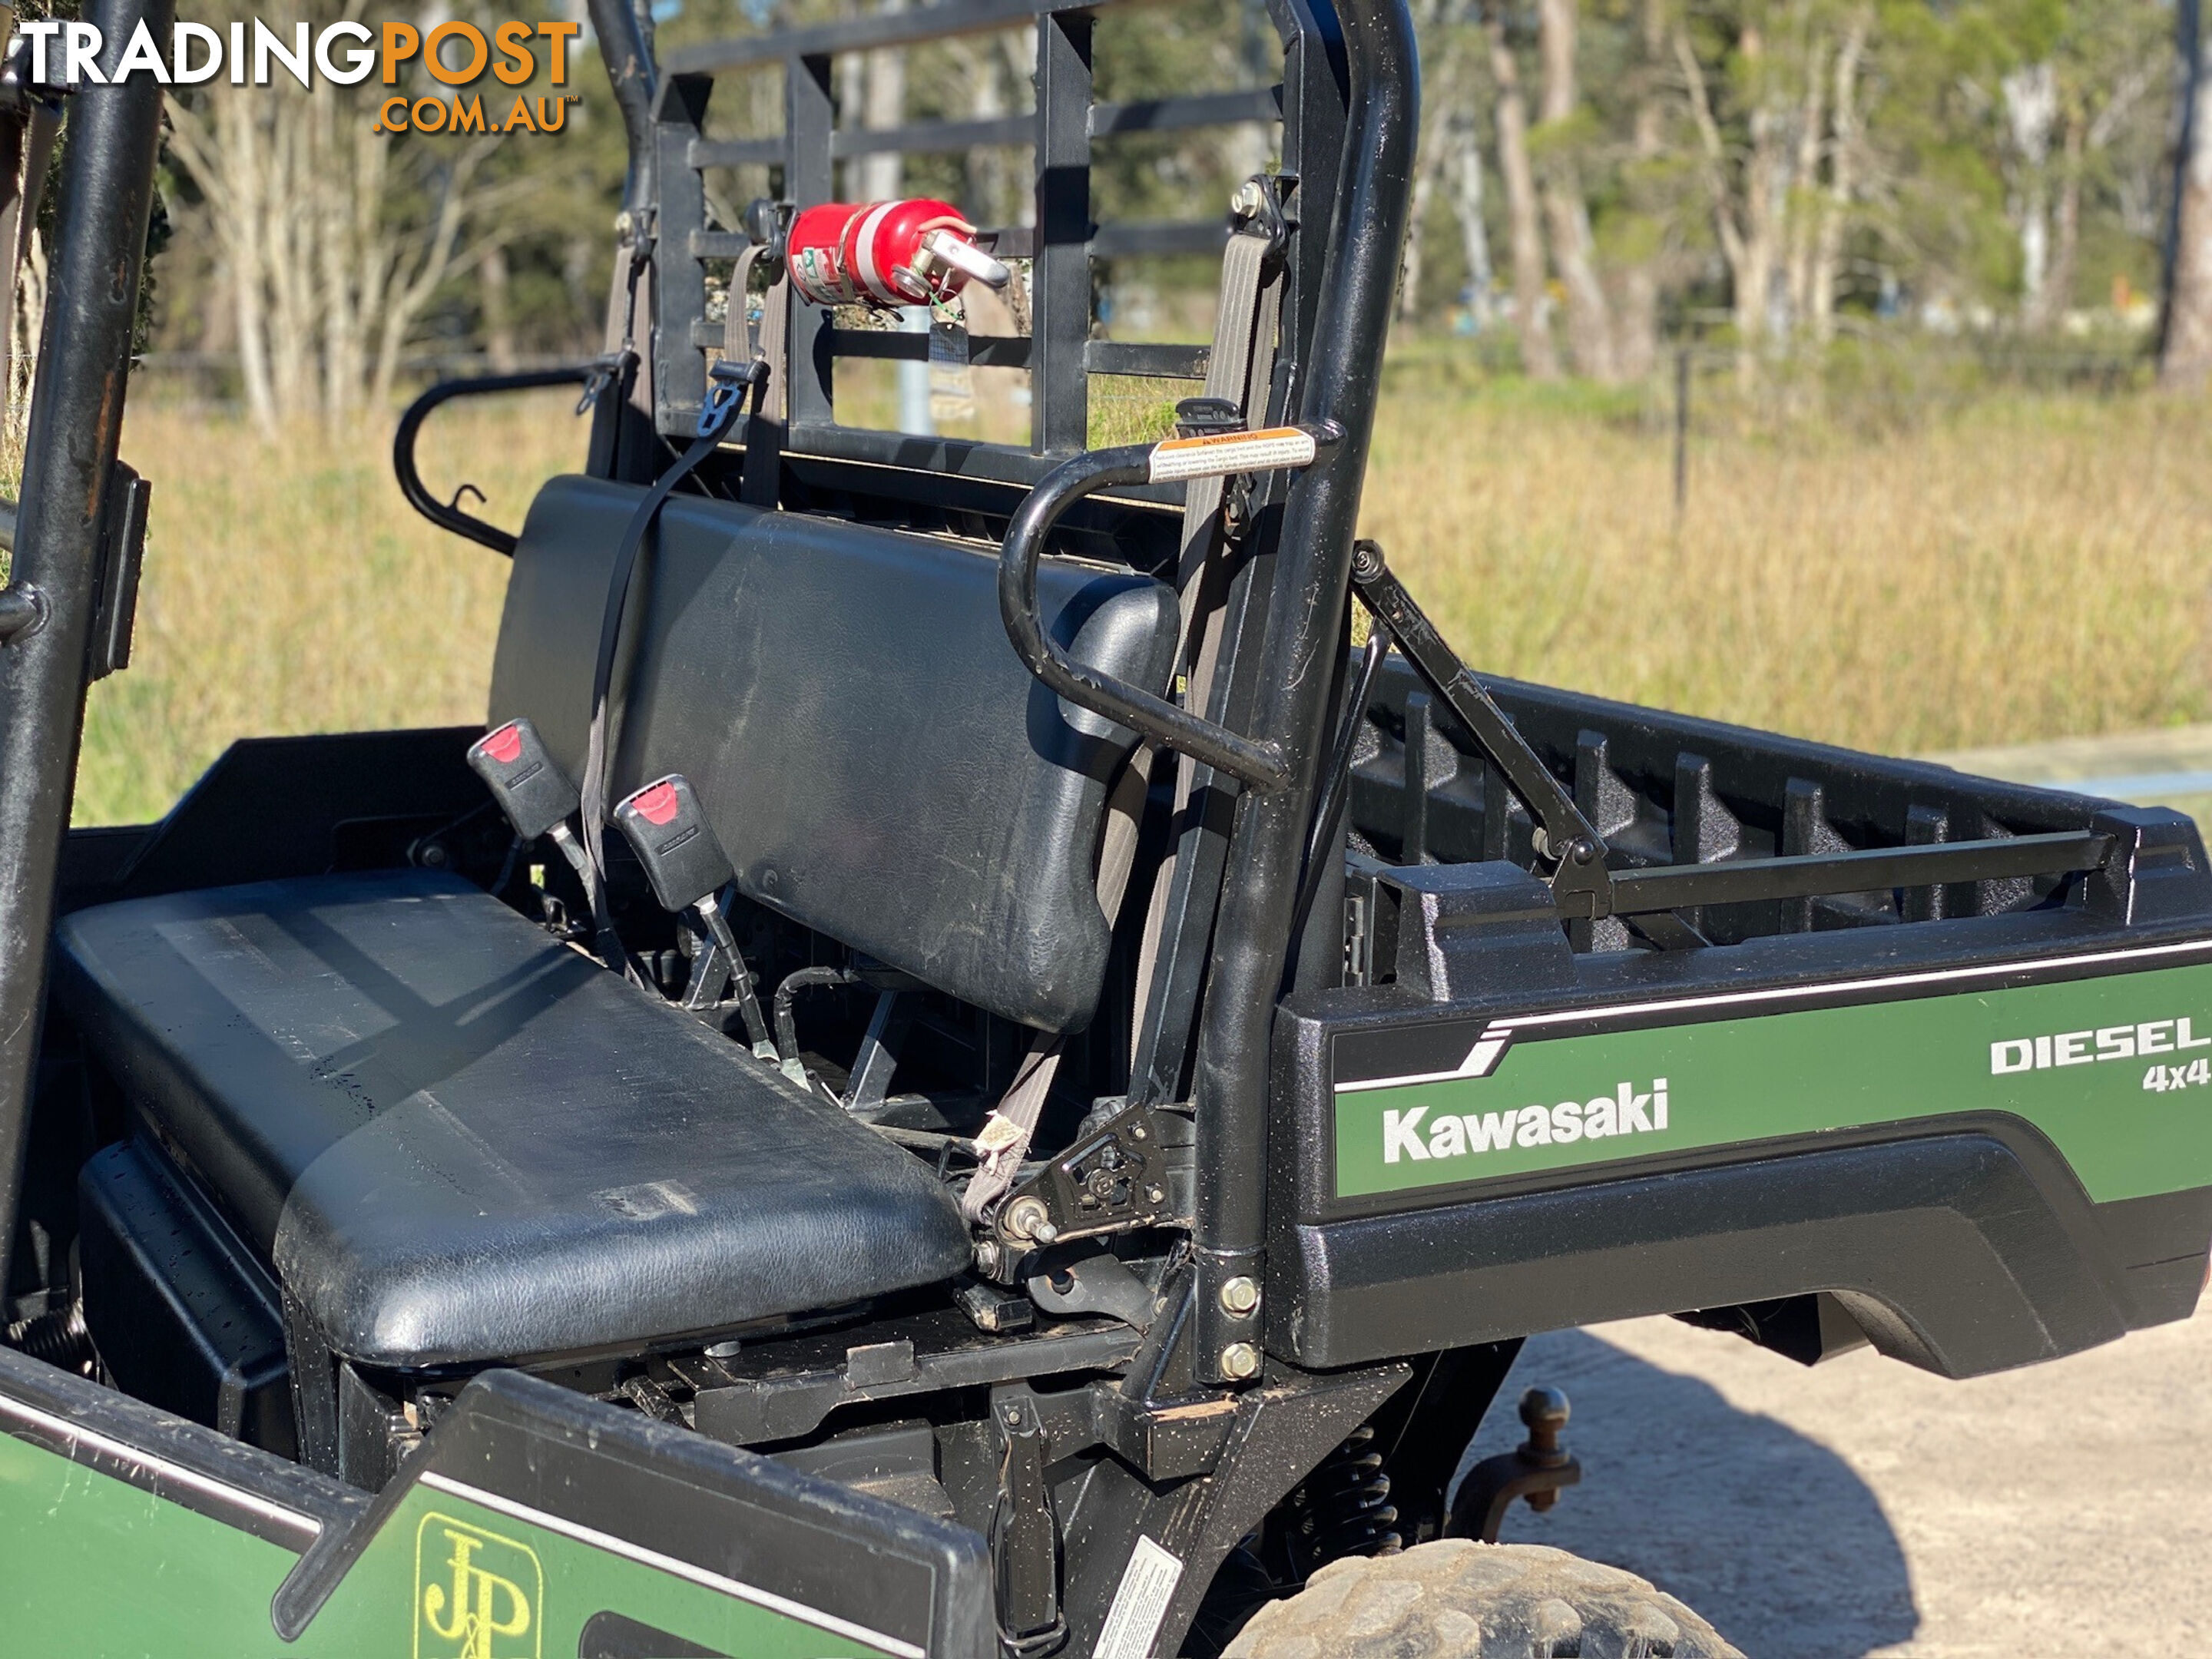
[1219,1540,1742,1659]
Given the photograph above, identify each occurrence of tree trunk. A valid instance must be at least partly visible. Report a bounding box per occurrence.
[1400,127,1450,324]
[1678,21,1783,383]
[222,100,277,434]
[1449,113,1495,328]
[1782,35,1830,345]
[2164,0,2212,386]
[1535,0,1614,379]
[856,0,909,203]
[950,38,1010,229]
[1404,5,1475,328]
[1488,13,1555,377]
[2003,63,2058,325]
[2032,114,2085,334]
[1735,28,1785,380]
[1809,11,1870,346]
[1611,0,1669,381]
[481,243,519,371]
[169,61,508,422]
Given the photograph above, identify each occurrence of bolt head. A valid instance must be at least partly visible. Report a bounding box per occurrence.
[1218,1276,1261,1316]
[1219,1342,1262,1380]
[1230,180,1264,217]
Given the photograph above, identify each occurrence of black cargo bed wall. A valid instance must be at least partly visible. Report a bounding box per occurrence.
[1343,657,2137,951]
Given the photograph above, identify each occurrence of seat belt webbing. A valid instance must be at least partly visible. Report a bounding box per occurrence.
[963,223,1282,1225]
[578,245,785,977]
[1128,228,1283,1060]
[962,746,1148,1222]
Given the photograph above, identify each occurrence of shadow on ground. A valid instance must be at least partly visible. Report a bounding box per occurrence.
[1455,1328,1919,1658]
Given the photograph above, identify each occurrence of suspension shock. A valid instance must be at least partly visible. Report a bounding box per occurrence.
[4,1302,92,1373]
[1281,1425,1403,1578]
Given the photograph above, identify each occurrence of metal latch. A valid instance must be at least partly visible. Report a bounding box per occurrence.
[996,1099,1174,1250]
[88,460,150,681]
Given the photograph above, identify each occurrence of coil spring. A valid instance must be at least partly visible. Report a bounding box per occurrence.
[4,1302,93,1373]
[1287,1425,1402,1571]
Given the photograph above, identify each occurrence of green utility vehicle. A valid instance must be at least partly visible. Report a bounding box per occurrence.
[0,0,2206,1654]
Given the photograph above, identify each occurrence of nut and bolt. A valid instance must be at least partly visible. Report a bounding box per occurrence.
[1218,1276,1261,1316]
[1219,1342,1262,1380]
[1002,1196,1059,1244]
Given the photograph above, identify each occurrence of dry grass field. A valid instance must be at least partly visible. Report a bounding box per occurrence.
[1365,371,2212,757]
[66,375,2212,826]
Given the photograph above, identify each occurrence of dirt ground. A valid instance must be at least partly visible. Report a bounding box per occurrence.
[1459,1305,2211,1656]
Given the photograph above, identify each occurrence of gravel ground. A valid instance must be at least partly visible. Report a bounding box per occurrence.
[1456,1306,2211,1657]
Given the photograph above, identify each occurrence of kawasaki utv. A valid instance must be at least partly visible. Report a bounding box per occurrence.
[2,0,2207,1654]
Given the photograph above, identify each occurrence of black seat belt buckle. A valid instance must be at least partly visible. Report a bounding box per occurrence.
[613,774,735,913]
[614,776,779,1058]
[469,718,581,842]
[1173,396,1242,439]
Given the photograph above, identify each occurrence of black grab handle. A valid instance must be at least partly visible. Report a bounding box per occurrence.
[392,364,600,555]
[996,422,1339,792]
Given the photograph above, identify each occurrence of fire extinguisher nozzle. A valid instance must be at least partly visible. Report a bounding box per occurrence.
[922,229,1011,291]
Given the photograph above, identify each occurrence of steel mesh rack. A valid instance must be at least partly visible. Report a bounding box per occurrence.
[640,0,1349,501]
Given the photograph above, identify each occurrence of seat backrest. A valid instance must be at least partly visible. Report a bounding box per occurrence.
[488,477,1177,1033]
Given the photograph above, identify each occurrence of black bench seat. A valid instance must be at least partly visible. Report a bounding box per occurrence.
[55,869,971,1369]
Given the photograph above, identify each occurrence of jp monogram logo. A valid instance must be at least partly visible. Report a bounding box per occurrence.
[416,1512,541,1659]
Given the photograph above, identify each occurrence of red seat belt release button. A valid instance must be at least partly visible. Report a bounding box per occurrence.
[467,717,581,843]
[613,773,737,913]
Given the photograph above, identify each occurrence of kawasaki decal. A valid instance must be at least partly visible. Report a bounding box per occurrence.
[1333,952,2212,1204]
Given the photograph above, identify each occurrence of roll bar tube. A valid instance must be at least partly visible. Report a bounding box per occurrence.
[392,366,598,555]
[587,0,658,224]
[1184,0,1422,1384]
[996,422,1341,793]
[0,0,171,1293]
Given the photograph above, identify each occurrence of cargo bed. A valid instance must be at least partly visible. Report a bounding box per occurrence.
[1270,657,2212,1377]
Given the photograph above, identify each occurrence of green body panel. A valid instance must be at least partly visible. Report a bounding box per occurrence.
[0,1432,892,1658]
[1336,960,2212,1204]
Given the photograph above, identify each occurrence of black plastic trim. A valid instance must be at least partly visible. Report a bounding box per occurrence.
[272,1368,990,1656]
[0,1343,360,1551]
[1271,1127,2210,1376]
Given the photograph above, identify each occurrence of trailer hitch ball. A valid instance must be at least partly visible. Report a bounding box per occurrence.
[1446,1384,1584,1541]
[1518,1386,1571,1512]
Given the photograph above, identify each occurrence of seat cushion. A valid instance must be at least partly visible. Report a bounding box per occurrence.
[54,869,972,1369]
[490,477,1179,1033]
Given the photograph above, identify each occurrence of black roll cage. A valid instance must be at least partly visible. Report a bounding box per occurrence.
[0,0,1423,1394]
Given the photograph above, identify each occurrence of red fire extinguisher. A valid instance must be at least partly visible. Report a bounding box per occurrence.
[785,198,1010,310]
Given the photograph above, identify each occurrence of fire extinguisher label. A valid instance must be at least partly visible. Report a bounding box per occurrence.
[1147,426,1317,484]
